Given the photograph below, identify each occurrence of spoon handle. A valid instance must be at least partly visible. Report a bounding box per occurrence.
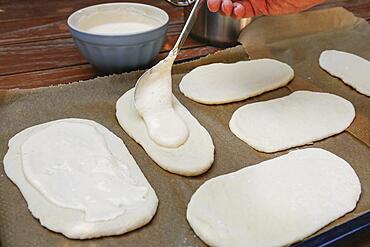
[170,0,205,56]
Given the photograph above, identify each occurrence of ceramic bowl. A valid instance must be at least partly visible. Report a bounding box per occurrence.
[68,3,169,74]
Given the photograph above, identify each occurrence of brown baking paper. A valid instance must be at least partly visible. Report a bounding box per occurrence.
[239,7,370,146]
[0,8,369,247]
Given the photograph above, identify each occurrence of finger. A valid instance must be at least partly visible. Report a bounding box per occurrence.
[221,0,233,16]
[207,0,222,12]
[236,0,260,17]
[233,2,245,19]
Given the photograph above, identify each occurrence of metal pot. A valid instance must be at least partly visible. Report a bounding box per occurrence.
[166,0,251,47]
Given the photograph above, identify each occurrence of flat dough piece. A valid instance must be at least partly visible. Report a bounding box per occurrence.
[4,118,158,239]
[179,59,294,104]
[187,148,361,247]
[116,88,214,176]
[319,50,370,96]
[230,91,355,153]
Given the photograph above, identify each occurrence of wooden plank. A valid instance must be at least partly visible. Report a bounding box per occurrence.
[158,46,221,63]
[0,16,69,46]
[0,34,204,76]
[0,65,97,89]
[162,34,204,52]
[0,46,220,90]
[0,0,184,21]
[0,38,86,76]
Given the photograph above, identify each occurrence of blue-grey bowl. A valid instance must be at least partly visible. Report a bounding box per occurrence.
[67,3,169,74]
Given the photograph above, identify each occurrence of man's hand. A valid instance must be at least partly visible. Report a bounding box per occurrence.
[207,0,324,19]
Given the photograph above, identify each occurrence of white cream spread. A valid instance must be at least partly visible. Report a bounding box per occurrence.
[21,121,148,222]
[134,55,189,148]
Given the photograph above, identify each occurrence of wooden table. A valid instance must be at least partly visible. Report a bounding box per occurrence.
[0,0,369,89]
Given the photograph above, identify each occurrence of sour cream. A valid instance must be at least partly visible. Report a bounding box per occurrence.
[77,8,162,35]
[86,22,156,35]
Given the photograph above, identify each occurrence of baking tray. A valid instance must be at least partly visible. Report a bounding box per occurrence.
[0,7,369,247]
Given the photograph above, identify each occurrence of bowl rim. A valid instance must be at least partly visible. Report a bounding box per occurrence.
[67,2,169,38]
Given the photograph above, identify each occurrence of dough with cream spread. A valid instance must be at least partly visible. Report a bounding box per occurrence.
[230,91,355,153]
[4,118,158,239]
[179,59,294,104]
[319,50,370,96]
[187,148,361,247]
[116,88,214,176]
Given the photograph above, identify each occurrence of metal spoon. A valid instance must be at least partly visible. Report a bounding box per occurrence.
[134,0,205,101]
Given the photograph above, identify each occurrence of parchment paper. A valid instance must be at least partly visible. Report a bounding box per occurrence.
[0,8,369,247]
[239,7,370,146]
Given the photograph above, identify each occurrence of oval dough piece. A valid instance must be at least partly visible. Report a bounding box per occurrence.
[187,148,361,247]
[319,50,370,96]
[229,91,355,153]
[4,118,158,239]
[116,88,214,176]
[179,59,294,104]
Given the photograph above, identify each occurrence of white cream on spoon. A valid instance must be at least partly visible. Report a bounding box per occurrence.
[134,0,204,148]
[134,55,189,148]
